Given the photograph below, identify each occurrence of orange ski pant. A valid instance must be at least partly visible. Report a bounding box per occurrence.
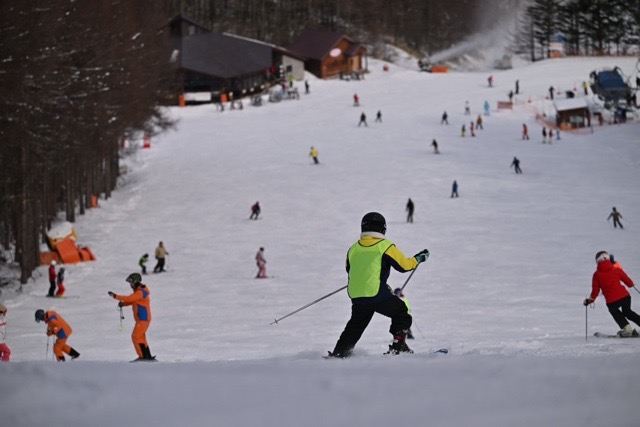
[132,321,150,357]
[53,338,72,360]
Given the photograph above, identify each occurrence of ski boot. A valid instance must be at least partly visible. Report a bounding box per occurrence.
[385,333,414,355]
[69,348,80,359]
[618,325,639,338]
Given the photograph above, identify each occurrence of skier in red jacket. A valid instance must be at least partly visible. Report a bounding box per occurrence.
[584,251,640,337]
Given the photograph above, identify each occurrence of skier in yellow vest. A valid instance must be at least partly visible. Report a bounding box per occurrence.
[329,212,429,357]
[309,146,319,164]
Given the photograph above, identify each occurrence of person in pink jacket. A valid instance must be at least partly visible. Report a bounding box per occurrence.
[583,251,639,337]
[0,303,11,361]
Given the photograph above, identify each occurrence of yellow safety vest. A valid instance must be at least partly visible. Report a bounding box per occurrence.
[347,239,394,298]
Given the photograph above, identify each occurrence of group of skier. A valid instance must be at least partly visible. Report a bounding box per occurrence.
[30,271,155,362]
[47,261,66,298]
[138,241,170,275]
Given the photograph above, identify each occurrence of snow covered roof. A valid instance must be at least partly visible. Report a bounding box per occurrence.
[554,97,588,112]
[288,29,359,61]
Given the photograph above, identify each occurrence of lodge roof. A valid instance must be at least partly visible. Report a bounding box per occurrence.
[288,29,358,61]
[179,33,272,78]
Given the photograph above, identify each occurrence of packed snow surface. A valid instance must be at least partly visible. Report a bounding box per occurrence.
[2,57,640,426]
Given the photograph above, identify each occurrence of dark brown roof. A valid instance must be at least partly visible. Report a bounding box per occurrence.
[179,33,272,78]
[288,29,355,61]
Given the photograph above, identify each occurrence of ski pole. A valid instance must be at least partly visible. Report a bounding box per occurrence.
[271,285,347,325]
[634,287,640,296]
[585,305,588,342]
[119,306,124,331]
[400,261,423,292]
[46,335,50,360]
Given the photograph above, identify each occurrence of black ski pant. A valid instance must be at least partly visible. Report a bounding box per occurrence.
[153,257,165,273]
[607,296,640,329]
[48,279,57,297]
[613,218,623,229]
[333,295,412,356]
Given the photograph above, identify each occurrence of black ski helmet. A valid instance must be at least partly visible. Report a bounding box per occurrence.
[126,272,142,285]
[35,309,45,322]
[361,212,386,234]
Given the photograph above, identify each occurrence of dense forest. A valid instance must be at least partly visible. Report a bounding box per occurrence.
[0,1,174,283]
[518,0,640,60]
[169,0,492,55]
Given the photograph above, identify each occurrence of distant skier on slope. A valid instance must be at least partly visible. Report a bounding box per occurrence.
[327,212,429,358]
[109,273,155,361]
[255,247,267,278]
[511,157,522,174]
[607,207,624,229]
[55,266,66,297]
[451,180,459,198]
[441,111,449,125]
[250,201,261,220]
[309,146,319,164]
[0,304,11,361]
[153,241,169,273]
[358,112,368,127]
[375,110,382,123]
[431,139,439,154]
[583,251,639,337]
[522,124,529,140]
[353,93,360,107]
[406,199,414,223]
[47,260,57,297]
[139,253,149,275]
[476,115,483,130]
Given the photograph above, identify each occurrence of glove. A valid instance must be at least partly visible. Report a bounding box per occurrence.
[414,249,430,263]
[108,291,115,298]
[583,298,594,306]
[118,302,124,308]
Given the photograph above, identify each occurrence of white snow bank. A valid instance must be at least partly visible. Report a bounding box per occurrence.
[1,355,638,427]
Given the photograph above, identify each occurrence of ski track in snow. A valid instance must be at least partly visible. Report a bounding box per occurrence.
[1,57,639,426]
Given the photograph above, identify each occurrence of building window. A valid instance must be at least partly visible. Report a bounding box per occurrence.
[286,65,293,72]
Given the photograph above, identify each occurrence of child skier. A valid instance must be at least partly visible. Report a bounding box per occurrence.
[522,124,529,140]
[584,251,639,337]
[47,260,57,297]
[109,273,155,361]
[476,115,483,130]
[139,253,149,275]
[0,303,10,361]
[328,212,429,358]
[55,266,66,297]
[35,309,80,361]
[394,288,414,339]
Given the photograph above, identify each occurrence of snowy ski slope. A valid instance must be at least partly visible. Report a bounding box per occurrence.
[1,57,639,427]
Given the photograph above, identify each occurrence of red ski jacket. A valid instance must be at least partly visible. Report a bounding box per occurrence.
[590,260,635,304]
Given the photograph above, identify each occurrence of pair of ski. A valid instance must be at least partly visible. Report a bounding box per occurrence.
[593,331,640,339]
[324,348,448,359]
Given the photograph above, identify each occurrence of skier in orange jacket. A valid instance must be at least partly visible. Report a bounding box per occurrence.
[35,309,80,361]
[109,273,155,361]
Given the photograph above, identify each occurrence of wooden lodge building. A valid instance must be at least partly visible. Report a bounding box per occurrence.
[288,29,367,79]
[169,15,304,104]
